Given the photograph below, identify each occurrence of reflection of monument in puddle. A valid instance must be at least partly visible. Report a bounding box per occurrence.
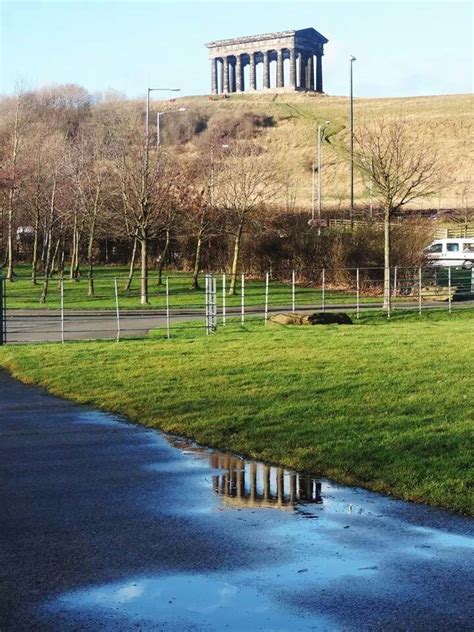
[167,436,322,512]
[211,454,322,511]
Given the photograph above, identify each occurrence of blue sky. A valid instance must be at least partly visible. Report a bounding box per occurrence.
[1,1,472,99]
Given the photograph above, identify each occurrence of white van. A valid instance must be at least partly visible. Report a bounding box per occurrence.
[425,239,474,268]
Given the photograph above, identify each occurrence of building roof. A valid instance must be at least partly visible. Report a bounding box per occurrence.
[206,27,329,49]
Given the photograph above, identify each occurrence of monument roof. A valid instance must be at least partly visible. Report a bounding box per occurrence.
[206,27,329,49]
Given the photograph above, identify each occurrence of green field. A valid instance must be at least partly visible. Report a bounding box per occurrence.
[1,309,473,514]
[4,265,473,311]
[3,265,376,311]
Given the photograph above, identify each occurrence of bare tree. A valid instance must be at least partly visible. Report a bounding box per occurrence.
[214,142,280,294]
[352,118,441,309]
[0,91,33,280]
[116,122,179,304]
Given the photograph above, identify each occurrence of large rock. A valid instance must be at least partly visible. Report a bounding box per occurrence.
[269,312,353,326]
[270,313,308,325]
[307,312,353,325]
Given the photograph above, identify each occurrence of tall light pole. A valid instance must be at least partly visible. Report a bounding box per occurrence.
[156,108,187,148]
[145,87,180,147]
[350,55,356,228]
[310,121,330,234]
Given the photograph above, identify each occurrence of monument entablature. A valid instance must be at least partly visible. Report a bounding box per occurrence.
[206,28,328,94]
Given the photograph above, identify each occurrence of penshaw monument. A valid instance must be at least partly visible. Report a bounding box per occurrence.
[206,28,328,95]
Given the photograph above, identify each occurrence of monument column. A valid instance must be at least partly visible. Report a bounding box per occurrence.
[307,55,314,91]
[249,52,257,90]
[316,54,323,92]
[223,56,229,93]
[276,50,284,88]
[230,59,236,92]
[299,52,306,89]
[219,59,224,94]
[236,54,242,91]
[211,58,218,94]
[263,51,270,89]
[289,48,296,88]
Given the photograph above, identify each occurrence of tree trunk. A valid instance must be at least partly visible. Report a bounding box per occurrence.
[87,218,96,297]
[69,216,77,280]
[31,216,39,285]
[228,222,243,295]
[383,208,391,312]
[124,236,138,291]
[140,238,148,305]
[39,229,53,304]
[73,229,81,280]
[191,234,203,290]
[6,189,14,281]
[50,237,60,278]
[157,228,170,286]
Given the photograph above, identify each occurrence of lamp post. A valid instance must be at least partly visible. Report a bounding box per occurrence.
[156,108,187,148]
[310,121,330,234]
[145,87,180,147]
[350,56,356,228]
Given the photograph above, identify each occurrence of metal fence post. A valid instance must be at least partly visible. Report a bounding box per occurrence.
[222,273,226,325]
[241,273,245,325]
[264,272,269,323]
[0,275,4,345]
[166,276,170,339]
[393,265,398,299]
[114,277,121,342]
[448,267,452,314]
[356,267,360,319]
[322,268,326,313]
[292,270,296,313]
[418,266,422,315]
[60,279,64,344]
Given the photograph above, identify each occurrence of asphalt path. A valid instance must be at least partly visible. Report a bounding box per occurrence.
[0,371,473,631]
[4,300,473,343]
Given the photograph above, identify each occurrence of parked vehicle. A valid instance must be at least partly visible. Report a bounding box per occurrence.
[425,239,474,268]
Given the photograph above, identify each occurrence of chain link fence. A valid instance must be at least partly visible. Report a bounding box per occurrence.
[0,266,473,344]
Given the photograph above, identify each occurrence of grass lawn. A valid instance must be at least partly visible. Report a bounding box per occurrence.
[4,264,473,311]
[1,309,473,515]
[3,264,374,311]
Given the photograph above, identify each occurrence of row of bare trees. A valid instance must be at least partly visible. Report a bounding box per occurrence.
[0,84,454,307]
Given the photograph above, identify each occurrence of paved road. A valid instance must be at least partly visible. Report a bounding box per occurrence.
[1,371,473,630]
[4,301,472,343]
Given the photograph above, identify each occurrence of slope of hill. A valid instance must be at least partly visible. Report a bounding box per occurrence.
[159,92,473,211]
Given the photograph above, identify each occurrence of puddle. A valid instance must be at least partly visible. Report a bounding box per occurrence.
[38,408,473,631]
[166,435,323,514]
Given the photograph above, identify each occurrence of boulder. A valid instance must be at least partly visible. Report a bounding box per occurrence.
[307,312,353,325]
[269,312,353,326]
[270,313,308,325]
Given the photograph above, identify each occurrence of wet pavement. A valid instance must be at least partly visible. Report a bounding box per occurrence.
[0,371,473,631]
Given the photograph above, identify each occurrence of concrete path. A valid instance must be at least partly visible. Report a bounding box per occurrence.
[0,371,473,631]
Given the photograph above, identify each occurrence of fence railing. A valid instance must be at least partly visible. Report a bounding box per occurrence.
[0,265,473,344]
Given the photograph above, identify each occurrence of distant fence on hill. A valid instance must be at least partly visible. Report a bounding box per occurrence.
[0,265,473,344]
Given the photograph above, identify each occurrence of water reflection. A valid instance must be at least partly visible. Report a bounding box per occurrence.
[167,437,323,512]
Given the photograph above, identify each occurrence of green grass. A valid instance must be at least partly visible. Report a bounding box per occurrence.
[5,264,473,310]
[3,264,378,310]
[1,309,473,515]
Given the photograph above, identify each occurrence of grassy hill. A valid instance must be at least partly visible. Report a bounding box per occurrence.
[156,92,473,211]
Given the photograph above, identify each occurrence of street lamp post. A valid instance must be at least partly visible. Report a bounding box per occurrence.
[310,121,330,234]
[145,87,180,147]
[350,55,356,228]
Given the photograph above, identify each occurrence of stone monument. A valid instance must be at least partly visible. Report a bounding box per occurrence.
[206,28,328,95]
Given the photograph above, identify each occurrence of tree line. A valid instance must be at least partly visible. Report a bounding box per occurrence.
[0,84,444,306]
